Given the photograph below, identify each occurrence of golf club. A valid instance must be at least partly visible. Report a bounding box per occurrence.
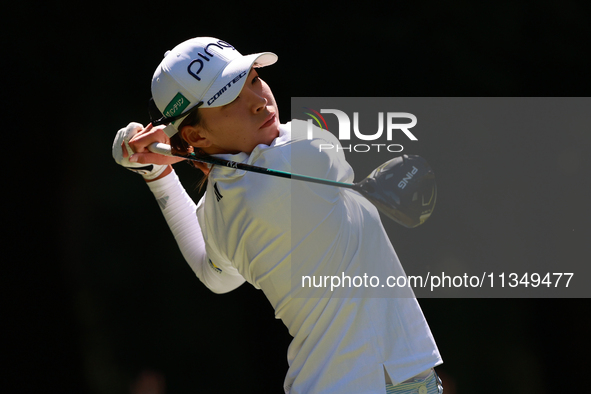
[148,143,436,228]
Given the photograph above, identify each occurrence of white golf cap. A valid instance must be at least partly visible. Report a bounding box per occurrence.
[151,37,278,137]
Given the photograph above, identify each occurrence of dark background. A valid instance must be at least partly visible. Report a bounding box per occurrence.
[7,1,591,393]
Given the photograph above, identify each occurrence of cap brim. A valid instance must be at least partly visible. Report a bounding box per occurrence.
[201,52,278,108]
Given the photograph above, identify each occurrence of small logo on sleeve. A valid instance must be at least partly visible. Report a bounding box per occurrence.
[208,259,222,274]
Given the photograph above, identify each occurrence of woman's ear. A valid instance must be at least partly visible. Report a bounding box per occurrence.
[181,125,211,149]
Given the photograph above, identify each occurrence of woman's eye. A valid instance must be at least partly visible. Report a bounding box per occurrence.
[252,76,260,84]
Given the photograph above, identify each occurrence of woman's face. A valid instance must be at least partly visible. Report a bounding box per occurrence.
[193,68,280,155]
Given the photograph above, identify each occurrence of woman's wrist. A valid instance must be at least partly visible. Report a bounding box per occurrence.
[145,165,173,182]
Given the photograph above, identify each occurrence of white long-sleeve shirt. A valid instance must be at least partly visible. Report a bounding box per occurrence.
[147,120,442,394]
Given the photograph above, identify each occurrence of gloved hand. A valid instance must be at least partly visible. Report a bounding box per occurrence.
[112,122,168,180]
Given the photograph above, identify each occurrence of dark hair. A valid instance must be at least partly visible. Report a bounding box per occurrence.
[170,108,211,190]
[169,107,200,155]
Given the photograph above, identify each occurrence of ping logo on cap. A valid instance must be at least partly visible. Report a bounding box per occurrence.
[187,40,235,81]
[164,92,191,119]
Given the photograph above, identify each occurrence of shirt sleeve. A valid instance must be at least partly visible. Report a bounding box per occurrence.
[289,122,355,186]
[146,170,246,294]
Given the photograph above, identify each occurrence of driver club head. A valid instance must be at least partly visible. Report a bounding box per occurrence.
[353,155,437,228]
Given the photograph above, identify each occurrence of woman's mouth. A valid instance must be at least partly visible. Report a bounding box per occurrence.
[260,113,276,129]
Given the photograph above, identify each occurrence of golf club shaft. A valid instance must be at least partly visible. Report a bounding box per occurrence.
[148,143,356,189]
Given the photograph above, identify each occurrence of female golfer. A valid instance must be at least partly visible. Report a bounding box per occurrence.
[113,37,443,394]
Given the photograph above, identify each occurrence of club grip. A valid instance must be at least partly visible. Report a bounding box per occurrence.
[148,142,172,156]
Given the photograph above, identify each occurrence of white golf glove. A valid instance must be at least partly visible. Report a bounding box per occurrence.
[112,122,167,180]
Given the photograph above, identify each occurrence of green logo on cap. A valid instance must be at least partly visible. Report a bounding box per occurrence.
[164,92,190,119]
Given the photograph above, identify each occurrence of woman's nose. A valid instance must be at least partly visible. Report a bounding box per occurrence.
[253,95,267,113]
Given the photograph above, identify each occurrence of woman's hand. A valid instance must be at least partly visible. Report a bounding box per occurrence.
[123,123,185,166]
[127,124,213,179]
[113,122,185,182]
